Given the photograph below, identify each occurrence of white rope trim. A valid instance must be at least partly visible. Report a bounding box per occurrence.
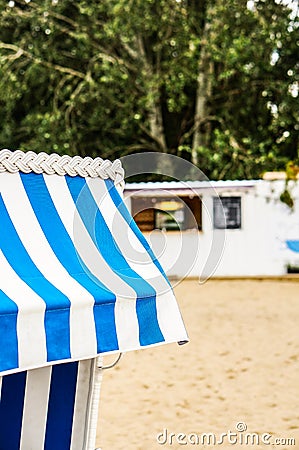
[0,149,124,184]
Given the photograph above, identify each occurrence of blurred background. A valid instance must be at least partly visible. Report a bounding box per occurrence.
[0,0,297,180]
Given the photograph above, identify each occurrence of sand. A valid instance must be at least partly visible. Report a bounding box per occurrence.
[96,279,299,450]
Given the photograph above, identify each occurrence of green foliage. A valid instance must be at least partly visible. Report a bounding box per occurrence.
[0,0,297,179]
[280,188,294,209]
[279,160,299,209]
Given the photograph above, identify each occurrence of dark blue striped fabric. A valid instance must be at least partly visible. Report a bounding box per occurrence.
[0,371,27,450]
[0,362,81,450]
[44,362,78,450]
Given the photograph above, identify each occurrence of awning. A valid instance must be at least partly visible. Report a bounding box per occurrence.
[0,150,188,375]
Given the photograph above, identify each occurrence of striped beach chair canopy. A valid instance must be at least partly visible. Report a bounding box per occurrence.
[0,149,188,376]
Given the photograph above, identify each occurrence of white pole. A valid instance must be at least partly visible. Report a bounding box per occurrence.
[85,356,103,450]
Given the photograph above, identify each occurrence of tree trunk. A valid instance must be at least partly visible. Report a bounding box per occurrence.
[136,35,168,153]
[147,98,168,152]
[192,23,213,166]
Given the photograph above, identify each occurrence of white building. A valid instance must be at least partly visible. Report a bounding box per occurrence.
[124,178,299,279]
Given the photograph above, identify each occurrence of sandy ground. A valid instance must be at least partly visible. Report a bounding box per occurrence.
[96,279,299,450]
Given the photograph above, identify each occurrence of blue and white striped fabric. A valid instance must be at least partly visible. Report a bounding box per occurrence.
[0,169,188,376]
[0,359,99,450]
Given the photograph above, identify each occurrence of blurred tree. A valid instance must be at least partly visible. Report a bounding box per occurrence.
[0,0,297,178]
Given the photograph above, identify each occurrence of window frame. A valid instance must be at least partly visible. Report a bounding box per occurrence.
[213,195,242,230]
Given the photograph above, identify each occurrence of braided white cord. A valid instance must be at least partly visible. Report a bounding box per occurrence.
[0,149,124,185]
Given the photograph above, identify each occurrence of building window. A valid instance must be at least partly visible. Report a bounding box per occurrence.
[131,195,202,232]
[213,196,241,229]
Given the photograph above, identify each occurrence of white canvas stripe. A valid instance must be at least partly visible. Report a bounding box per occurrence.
[0,172,97,359]
[156,290,188,343]
[70,360,93,450]
[44,174,140,350]
[0,251,47,368]
[20,366,52,450]
[114,297,139,351]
